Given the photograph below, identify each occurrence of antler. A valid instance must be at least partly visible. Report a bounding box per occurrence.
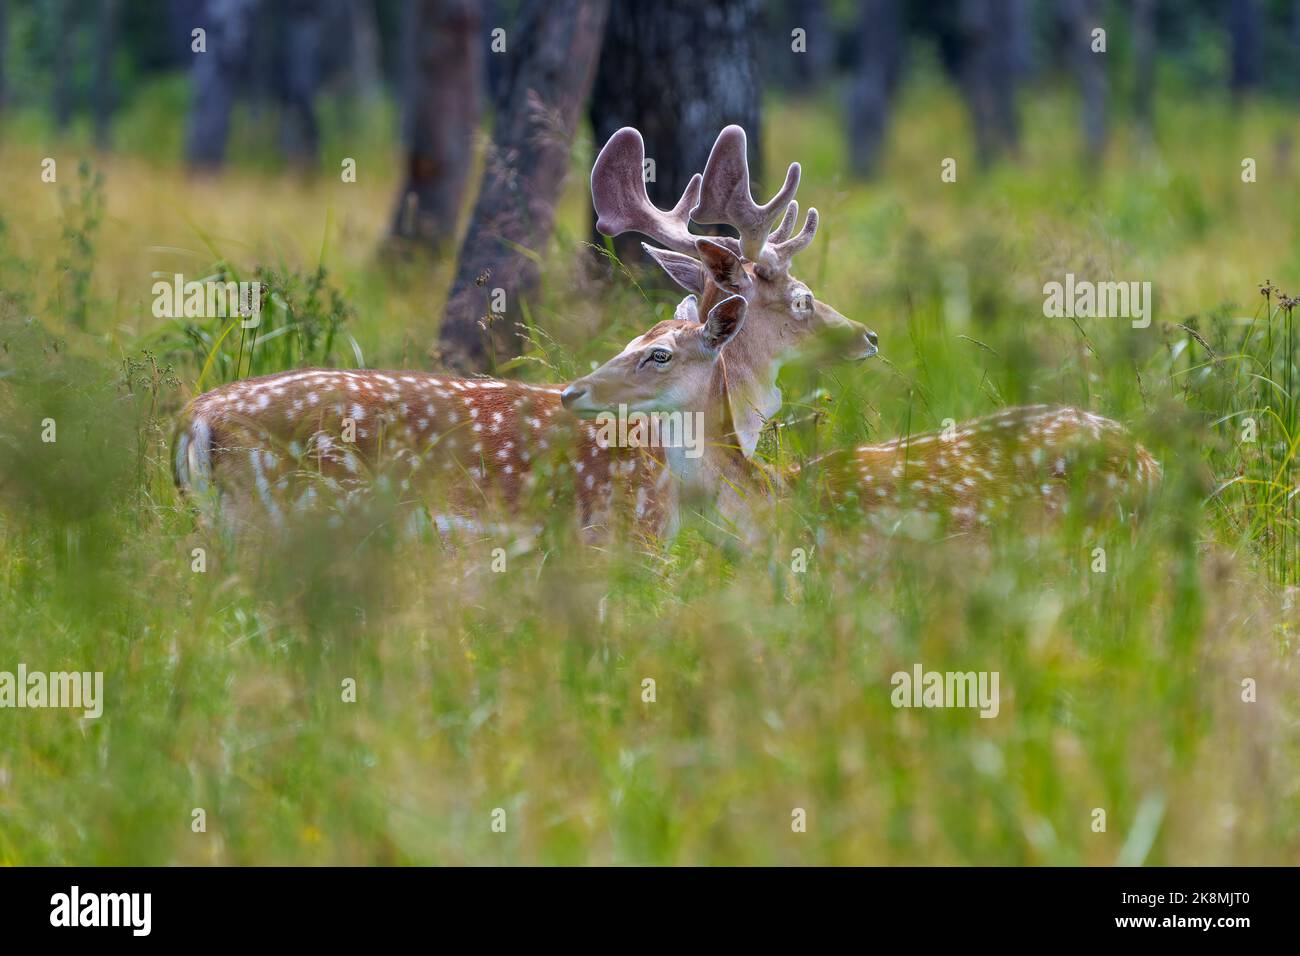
[590,125,820,279]
[691,125,804,263]
[591,127,702,256]
[767,205,819,267]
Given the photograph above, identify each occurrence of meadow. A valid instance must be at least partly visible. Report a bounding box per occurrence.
[0,68,1297,865]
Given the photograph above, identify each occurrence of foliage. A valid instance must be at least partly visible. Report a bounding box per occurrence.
[0,81,1296,865]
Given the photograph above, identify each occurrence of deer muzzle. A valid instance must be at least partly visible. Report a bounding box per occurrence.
[815,301,878,361]
[560,383,589,411]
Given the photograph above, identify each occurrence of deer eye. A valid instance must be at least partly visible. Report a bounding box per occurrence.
[792,291,813,314]
[643,348,672,368]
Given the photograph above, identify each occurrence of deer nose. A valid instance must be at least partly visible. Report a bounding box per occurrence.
[560,384,587,409]
[859,329,879,360]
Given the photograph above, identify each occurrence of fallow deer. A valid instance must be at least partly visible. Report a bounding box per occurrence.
[562,303,1161,536]
[174,125,875,539]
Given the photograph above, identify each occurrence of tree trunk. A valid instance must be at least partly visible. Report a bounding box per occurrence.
[784,0,834,93]
[280,0,322,170]
[959,0,1023,165]
[1132,0,1156,139]
[1228,0,1261,97]
[0,0,8,114]
[389,0,483,249]
[435,0,609,373]
[53,0,73,130]
[94,0,119,149]
[1294,0,1300,64]
[588,0,763,266]
[1061,0,1106,162]
[848,0,903,178]
[1294,0,1300,60]
[483,0,514,116]
[348,0,384,105]
[185,0,260,170]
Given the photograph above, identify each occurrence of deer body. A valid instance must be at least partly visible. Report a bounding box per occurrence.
[175,367,680,538]
[812,405,1161,532]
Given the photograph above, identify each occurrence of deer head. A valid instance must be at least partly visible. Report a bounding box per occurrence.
[561,294,747,417]
[561,294,752,503]
[591,125,877,458]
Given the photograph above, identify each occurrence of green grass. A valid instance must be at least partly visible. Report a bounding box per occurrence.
[0,75,1297,865]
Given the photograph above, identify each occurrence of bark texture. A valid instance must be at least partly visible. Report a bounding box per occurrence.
[588,0,763,265]
[435,0,609,372]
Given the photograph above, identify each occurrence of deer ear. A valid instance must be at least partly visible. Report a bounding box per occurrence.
[695,238,753,296]
[642,243,704,294]
[673,294,699,323]
[702,294,747,351]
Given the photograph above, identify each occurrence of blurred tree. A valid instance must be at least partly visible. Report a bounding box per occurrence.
[1294,0,1300,63]
[185,0,260,170]
[389,0,483,249]
[437,0,609,372]
[588,0,763,265]
[767,0,834,92]
[1132,0,1157,139]
[484,0,524,114]
[1060,0,1106,161]
[327,0,384,139]
[1228,0,1260,96]
[94,0,118,149]
[0,0,7,115]
[958,0,1026,164]
[848,0,903,177]
[53,0,72,130]
[347,0,383,105]
[280,0,322,169]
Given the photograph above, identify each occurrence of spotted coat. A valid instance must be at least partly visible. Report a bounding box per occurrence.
[811,405,1160,531]
[174,368,674,539]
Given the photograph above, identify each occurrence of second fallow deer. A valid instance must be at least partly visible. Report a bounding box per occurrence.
[562,300,1161,537]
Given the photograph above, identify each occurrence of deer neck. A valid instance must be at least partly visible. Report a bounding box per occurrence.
[715,308,783,458]
[663,356,763,516]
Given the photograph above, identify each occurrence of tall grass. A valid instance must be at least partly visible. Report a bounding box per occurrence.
[144,262,365,393]
[52,161,104,331]
[0,79,1297,864]
[1177,282,1300,585]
